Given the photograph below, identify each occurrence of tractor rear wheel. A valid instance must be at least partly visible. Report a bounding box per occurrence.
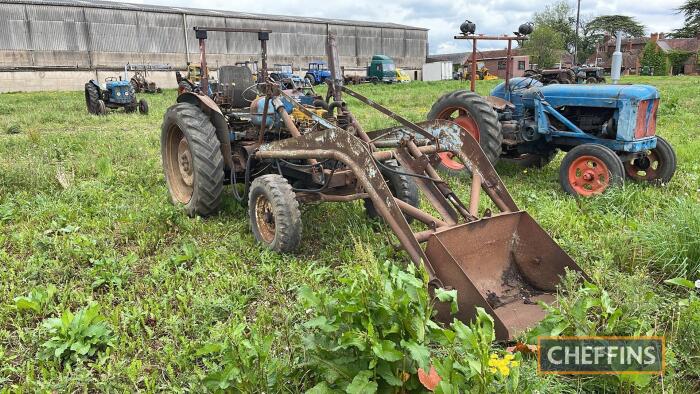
[364,160,420,223]
[84,82,100,114]
[161,103,224,217]
[427,90,502,176]
[248,174,302,253]
[623,136,676,185]
[138,99,149,115]
[559,144,624,197]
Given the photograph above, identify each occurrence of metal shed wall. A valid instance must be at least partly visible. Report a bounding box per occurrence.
[0,0,427,72]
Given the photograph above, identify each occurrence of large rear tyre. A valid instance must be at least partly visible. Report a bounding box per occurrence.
[559,144,624,197]
[427,90,502,176]
[161,103,224,217]
[364,160,420,223]
[84,82,100,114]
[248,174,302,253]
[623,136,676,185]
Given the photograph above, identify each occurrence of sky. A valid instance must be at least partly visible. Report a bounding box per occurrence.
[105,0,687,54]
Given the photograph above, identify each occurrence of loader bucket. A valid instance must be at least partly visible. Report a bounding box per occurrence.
[426,211,585,340]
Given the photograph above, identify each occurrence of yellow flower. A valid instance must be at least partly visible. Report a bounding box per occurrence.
[487,353,519,377]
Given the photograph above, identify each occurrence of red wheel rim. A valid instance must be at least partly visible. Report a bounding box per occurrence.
[567,155,610,196]
[435,107,480,170]
[624,150,660,181]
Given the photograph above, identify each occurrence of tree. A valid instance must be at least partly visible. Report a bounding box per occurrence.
[533,1,576,54]
[586,15,645,39]
[670,0,700,38]
[640,41,668,75]
[524,26,566,68]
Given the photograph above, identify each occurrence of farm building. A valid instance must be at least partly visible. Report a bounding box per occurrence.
[0,0,428,92]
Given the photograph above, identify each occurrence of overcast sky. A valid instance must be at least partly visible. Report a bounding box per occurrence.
[108,0,686,54]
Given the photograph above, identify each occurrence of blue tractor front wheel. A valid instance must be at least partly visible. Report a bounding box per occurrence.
[623,136,676,185]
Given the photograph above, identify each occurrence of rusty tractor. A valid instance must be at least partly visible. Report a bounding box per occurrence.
[160,30,587,339]
[127,63,170,94]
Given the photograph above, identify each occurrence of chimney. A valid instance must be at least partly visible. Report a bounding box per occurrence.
[659,33,665,40]
[650,32,659,42]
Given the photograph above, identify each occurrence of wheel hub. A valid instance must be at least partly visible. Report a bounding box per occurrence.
[625,151,659,181]
[177,138,194,186]
[254,195,276,244]
[568,155,610,196]
[436,107,480,171]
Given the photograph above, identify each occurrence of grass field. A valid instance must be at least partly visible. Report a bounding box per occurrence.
[1,76,699,392]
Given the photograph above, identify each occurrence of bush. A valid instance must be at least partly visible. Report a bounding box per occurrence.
[39,302,115,366]
[299,258,435,391]
[641,41,669,76]
[299,242,523,393]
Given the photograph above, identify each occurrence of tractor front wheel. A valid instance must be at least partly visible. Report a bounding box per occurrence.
[586,77,597,84]
[427,90,503,176]
[623,136,676,185]
[248,174,302,253]
[559,144,624,197]
[96,100,107,116]
[364,160,420,223]
[161,103,224,217]
[138,99,149,115]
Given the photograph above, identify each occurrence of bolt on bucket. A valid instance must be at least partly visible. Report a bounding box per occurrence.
[426,211,586,340]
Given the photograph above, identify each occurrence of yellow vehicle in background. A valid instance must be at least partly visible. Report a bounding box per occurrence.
[396,67,411,83]
[481,66,498,80]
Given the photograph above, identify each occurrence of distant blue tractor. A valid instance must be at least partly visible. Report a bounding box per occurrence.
[304,61,331,85]
[428,77,676,197]
[269,64,305,89]
[85,73,148,115]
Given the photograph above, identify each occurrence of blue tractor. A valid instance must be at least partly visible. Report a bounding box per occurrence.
[428,78,676,197]
[304,61,331,85]
[270,64,305,89]
[85,73,148,115]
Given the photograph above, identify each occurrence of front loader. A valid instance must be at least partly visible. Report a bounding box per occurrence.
[161,30,587,339]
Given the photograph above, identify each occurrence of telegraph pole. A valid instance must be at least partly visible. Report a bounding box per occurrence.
[574,0,581,64]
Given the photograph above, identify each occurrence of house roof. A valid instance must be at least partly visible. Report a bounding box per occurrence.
[657,38,699,53]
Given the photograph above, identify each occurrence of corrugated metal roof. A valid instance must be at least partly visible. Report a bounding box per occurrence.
[3,0,428,30]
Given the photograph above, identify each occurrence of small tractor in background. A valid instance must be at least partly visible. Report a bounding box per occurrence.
[572,65,606,84]
[270,63,305,89]
[84,67,149,115]
[523,68,577,84]
[429,20,676,197]
[304,61,331,85]
[160,29,588,339]
[127,63,171,93]
[524,66,605,85]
